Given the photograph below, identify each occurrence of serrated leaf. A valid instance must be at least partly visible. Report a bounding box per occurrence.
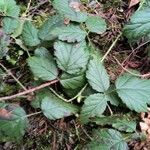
[53,0,87,22]
[112,119,136,133]
[0,103,28,141]
[12,19,25,38]
[85,16,107,34]
[116,73,150,112]
[80,94,108,124]
[2,17,19,34]
[86,141,109,150]
[54,41,89,74]
[31,89,50,109]
[34,47,51,58]
[106,86,120,106]
[22,21,40,46]
[91,116,119,126]
[51,25,87,42]
[60,73,86,89]
[41,94,79,120]
[124,8,150,42]
[38,15,64,41]
[93,129,129,150]
[86,58,110,92]
[28,56,58,81]
[0,0,20,17]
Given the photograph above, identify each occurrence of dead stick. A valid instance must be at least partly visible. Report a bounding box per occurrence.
[0,79,58,101]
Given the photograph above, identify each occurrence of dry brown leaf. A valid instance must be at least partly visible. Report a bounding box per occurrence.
[0,108,12,120]
[129,0,140,8]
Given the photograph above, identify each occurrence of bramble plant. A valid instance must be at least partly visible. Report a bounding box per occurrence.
[0,0,150,149]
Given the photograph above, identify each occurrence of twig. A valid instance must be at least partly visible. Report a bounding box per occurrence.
[101,32,122,62]
[49,84,88,102]
[114,56,150,78]
[24,0,32,16]
[107,104,113,115]
[29,0,48,13]
[81,126,93,140]
[24,111,42,118]
[0,80,58,101]
[0,63,27,91]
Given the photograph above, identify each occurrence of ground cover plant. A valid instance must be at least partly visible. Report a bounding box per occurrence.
[0,0,150,149]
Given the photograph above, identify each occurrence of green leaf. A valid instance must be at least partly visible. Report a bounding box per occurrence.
[93,129,128,150]
[116,73,150,112]
[86,58,110,92]
[91,116,120,126]
[54,41,89,74]
[12,19,25,38]
[38,15,64,41]
[53,0,87,22]
[51,25,87,42]
[34,47,51,58]
[86,141,109,150]
[85,16,107,34]
[2,17,19,34]
[124,8,150,42]
[28,56,58,81]
[0,0,20,17]
[63,87,81,98]
[60,73,86,89]
[80,94,108,124]
[41,94,79,120]
[139,0,150,9]
[106,86,120,106]
[0,103,28,141]
[31,89,50,109]
[22,21,40,46]
[112,119,136,133]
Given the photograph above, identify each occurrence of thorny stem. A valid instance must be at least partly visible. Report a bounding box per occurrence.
[101,33,122,62]
[49,84,88,102]
[0,63,27,91]
[0,80,58,101]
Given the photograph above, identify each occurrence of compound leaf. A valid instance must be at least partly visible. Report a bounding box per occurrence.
[22,21,40,47]
[54,41,89,74]
[116,73,150,112]
[85,16,107,34]
[41,94,79,120]
[51,25,87,42]
[28,56,58,81]
[53,0,87,22]
[86,58,110,92]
